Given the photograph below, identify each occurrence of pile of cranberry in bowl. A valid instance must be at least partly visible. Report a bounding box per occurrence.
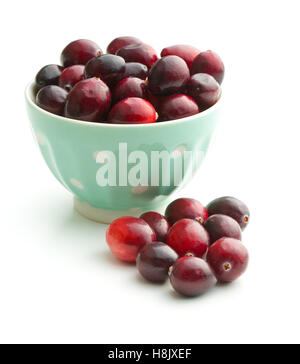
[34,37,224,124]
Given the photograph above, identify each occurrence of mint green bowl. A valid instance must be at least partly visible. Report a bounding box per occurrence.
[25,82,221,223]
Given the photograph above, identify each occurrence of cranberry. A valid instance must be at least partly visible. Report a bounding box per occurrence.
[191,50,224,84]
[36,85,68,115]
[84,54,126,88]
[35,64,64,90]
[113,77,147,103]
[107,36,142,55]
[61,39,102,67]
[159,94,199,121]
[206,196,250,230]
[116,43,158,69]
[166,218,209,258]
[204,214,242,245]
[165,198,208,225]
[146,91,167,112]
[136,242,178,282]
[186,73,221,110]
[207,238,249,282]
[123,62,148,80]
[161,45,200,70]
[106,217,156,262]
[140,212,170,243]
[64,78,111,122]
[108,97,157,124]
[169,256,216,297]
[148,56,190,96]
[58,65,84,91]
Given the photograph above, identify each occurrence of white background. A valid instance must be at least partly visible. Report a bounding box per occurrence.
[0,0,299,344]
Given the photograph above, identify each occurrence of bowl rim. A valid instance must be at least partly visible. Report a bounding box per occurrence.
[25,81,222,129]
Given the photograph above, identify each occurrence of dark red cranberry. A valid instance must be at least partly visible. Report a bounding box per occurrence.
[35,64,64,90]
[148,56,190,96]
[161,45,200,70]
[159,94,199,121]
[191,50,224,84]
[146,91,168,112]
[165,198,208,225]
[64,78,111,122]
[106,217,156,262]
[113,77,147,103]
[123,62,148,80]
[204,214,242,245]
[140,212,170,243]
[108,97,157,124]
[36,86,68,116]
[186,73,221,110]
[116,43,158,69]
[107,36,142,55]
[169,256,217,297]
[206,196,250,230]
[207,238,249,282]
[61,39,102,67]
[166,218,209,258]
[84,54,126,88]
[58,65,84,91]
[137,242,178,282]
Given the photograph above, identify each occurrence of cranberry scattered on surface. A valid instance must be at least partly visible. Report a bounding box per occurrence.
[64,78,111,122]
[159,94,199,121]
[186,73,221,110]
[207,238,249,282]
[36,85,68,115]
[116,43,158,69]
[107,36,142,55]
[169,256,217,297]
[113,77,147,103]
[106,217,156,263]
[35,64,64,90]
[148,55,190,96]
[191,50,224,84]
[61,39,102,67]
[137,242,178,282]
[204,214,242,245]
[58,65,85,91]
[123,62,148,80]
[140,212,170,243]
[108,97,157,124]
[166,218,209,258]
[165,198,208,225]
[206,196,250,230]
[161,44,200,70]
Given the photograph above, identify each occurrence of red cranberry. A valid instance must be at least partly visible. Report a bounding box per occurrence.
[186,73,221,110]
[148,56,190,96]
[113,78,147,103]
[206,196,250,230]
[123,62,148,80]
[165,198,208,225]
[161,45,200,70]
[35,64,64,90]
[169,256,217,297]
[61,39,102,67]
[146,91,168,112]
[191,50,224,84]
[116,43,158,69]
[106,217,156,262]
[65,78,111,122]
[107,36,142,55]
[108,97,157,124]
[136,242,178,282]
[204,214,242,245]
[58,65,84,91]
[140,212,170,243]
[36,85,68,116]
[159,94,199,121]
[166,218,209,258]
[84,54,126,88]
[207,238,249,282]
